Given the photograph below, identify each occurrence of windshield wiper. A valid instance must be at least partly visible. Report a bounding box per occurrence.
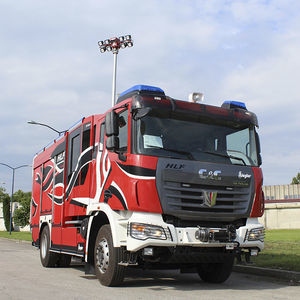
[146,146,194,160]
[202,151,246,165]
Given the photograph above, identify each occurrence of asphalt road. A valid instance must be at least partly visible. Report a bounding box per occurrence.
[0,238,299,300]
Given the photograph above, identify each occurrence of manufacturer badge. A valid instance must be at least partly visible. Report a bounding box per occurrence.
[199,169,221,180]
[238,171,251,179]
[202,191,217,207]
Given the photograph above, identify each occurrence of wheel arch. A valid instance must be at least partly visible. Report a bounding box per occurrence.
[85,203,128,264]
[38,222,49,248]
[86,211,109,265]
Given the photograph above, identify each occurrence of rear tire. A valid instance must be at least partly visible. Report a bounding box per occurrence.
[94,225,125,286]
[197,256,234,283]
[40,226,59,267]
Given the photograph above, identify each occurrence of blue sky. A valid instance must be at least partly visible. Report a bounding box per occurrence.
[1,0,300,192]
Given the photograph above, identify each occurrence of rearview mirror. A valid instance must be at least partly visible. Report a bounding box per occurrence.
[105,111,119,136]
[106,136,119,152]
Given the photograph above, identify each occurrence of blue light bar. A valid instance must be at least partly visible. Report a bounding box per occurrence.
[119,85,164,98]
[222,101,247,110]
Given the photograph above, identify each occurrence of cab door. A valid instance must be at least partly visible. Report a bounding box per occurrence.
[65,120,93,217]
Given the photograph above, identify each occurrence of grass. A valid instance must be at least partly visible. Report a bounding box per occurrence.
[0,231,32,241]
[251,229,300,272]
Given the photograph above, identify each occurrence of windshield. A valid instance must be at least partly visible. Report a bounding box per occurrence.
[136,114,259,166]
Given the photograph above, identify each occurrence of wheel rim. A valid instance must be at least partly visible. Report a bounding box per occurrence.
[41,233,47,259]
[96,238,109,274]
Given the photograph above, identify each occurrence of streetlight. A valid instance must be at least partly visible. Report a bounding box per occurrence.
[98,35,133,107]
[27,120,66,135]
[0,163,31,235]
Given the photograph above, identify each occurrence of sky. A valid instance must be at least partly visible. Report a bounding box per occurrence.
[1,0,300,193]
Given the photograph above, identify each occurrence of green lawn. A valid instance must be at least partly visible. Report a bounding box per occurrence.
[0,231,32,241]
[251,229,300,272]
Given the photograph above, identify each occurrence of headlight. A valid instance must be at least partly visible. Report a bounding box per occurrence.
[247,227,264,242]
[130,223,167,240]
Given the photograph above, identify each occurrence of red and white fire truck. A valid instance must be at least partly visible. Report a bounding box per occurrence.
[31,85,264,286]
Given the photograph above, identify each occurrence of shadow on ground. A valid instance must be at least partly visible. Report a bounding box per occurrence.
[70,261,293,291]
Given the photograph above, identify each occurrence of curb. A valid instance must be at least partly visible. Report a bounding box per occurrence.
[234,265,300,283]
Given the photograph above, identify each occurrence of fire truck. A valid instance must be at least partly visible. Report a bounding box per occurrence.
[31,84,264,286]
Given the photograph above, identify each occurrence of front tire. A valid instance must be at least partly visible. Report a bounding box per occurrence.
[40,226,58,267]
[94,225,125,286]
[197,256,234,283]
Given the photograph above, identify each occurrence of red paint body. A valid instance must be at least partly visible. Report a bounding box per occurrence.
[30,94,264,259]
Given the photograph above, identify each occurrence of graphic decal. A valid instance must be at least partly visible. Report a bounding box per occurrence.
[71,148,111,207]
[31,197,38,217]
[35,173,42,185]
[65,146,93,201]
[47,183,64,205]
[35,156,64,205]
[104,181,128,210]
[116,162,156,179]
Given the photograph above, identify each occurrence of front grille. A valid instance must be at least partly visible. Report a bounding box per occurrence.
[164,181,249,214]
[156,158,255,222]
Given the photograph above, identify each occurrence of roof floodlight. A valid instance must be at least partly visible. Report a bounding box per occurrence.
[111,40,119,48]
[98,34,134,107]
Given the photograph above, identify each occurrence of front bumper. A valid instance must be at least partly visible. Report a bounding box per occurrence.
[126,212,264,252]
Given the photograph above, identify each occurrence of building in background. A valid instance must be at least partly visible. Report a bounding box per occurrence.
[263,184,300,201]
[260,184,300,229]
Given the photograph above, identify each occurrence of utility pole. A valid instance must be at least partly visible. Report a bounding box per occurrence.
[0,163,31,235]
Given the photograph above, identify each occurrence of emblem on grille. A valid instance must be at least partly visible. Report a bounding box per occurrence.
[202,191,217,207]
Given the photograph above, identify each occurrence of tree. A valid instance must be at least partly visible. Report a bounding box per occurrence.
[13,190,32,227]
[0,186,7,202]
[1,187,13,231]
[291,173,300,184]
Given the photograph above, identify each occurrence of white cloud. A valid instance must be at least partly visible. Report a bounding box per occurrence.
[218,11,300,185]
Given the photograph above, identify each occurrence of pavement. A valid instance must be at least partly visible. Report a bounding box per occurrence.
[1,237,300,285]
[1,237,300,300]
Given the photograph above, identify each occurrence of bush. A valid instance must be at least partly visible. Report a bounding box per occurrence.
[13,190,31,227]
[2,194,13,232]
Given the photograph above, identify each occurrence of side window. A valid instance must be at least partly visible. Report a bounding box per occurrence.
[82,128,91,152]
[99,122,105,151]
[80,123,91,185]
[118,109,128,152]
[71,134,81,173]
